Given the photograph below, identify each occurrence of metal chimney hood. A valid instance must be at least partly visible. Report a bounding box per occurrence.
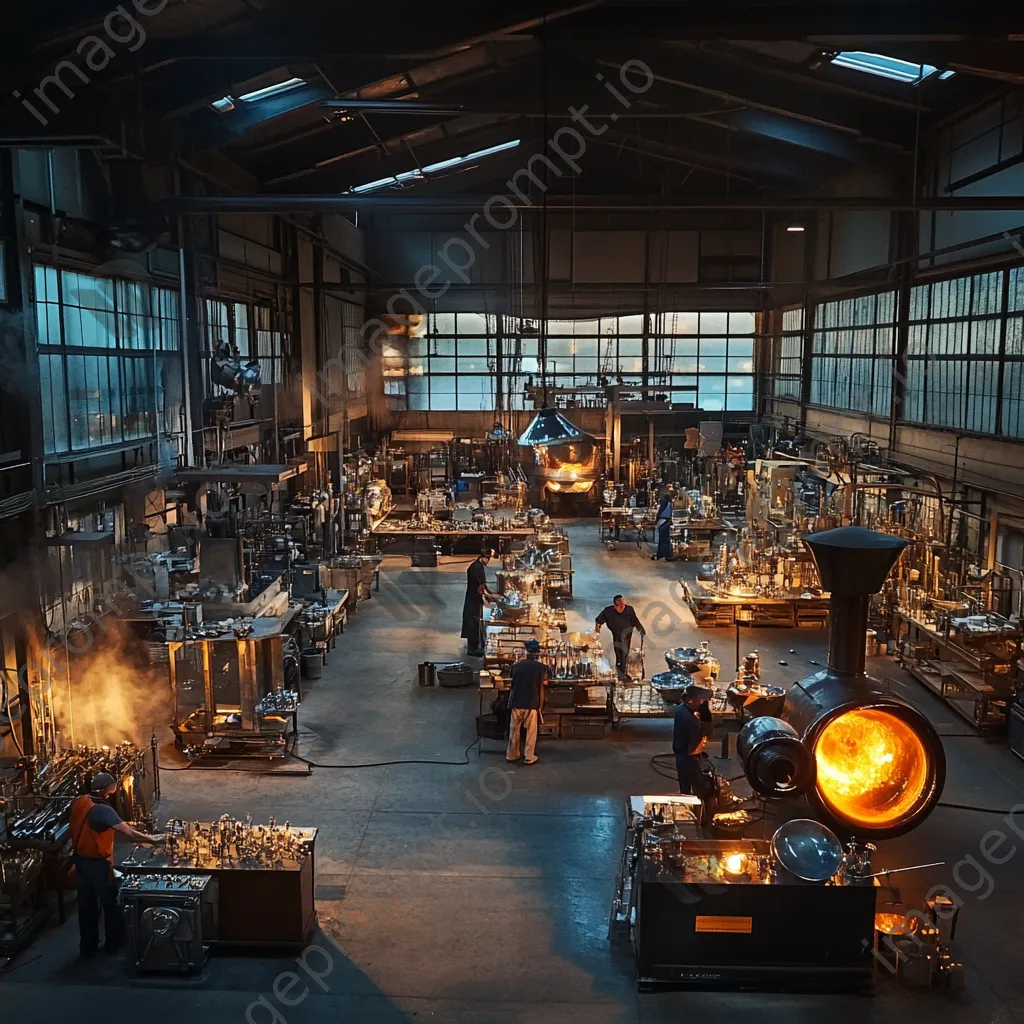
[517,408,584,447]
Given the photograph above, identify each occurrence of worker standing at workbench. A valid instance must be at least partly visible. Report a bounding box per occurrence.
[461,548,500,656]
[70,773,164,958]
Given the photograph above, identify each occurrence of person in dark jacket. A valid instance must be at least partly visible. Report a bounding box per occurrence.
[652,489,675,561]
[673,684,716,824]
[461,548,499,656]
[70,773,164,958]
[595,594,646,679]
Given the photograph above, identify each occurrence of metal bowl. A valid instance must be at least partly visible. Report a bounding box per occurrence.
[665,646,708,672]
[665,647,719,683]
[497,603,528,621]
[650,671,695,704]
[770,818,844,883]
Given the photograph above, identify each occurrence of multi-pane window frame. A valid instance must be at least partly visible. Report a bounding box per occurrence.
[810,290,896,418]
[648,310,757,412]
[393,310,759,413]
[904,271,1004,435]
[34,264,181,457]
[773,307,805,400]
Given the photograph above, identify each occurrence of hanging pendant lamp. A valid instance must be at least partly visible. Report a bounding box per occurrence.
[517,407,584,447]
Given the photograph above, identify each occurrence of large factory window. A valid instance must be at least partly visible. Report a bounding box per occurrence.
[34,265,182,456]
[810,291,895,416]
[904,272,1003,434]
[650,311,756,411]
[393,310,758,412]
[773,308,804,399]
[1004,268,1024,438]
[254,306,284,386]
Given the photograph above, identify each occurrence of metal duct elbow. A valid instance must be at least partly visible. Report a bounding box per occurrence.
[736,717,816,799]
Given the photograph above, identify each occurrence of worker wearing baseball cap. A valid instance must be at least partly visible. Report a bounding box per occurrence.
[69,772,164,958]
[505,637,549,764]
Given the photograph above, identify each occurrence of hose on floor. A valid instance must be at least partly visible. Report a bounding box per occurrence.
[292,738,479,769]
[648,752,744,785]
[159,739,479,774]
[936,801,1021,815]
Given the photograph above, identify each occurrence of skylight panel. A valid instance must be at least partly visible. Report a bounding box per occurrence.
[830,52,941,84]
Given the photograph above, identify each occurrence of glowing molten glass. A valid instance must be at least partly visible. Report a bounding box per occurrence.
[813,708,930,829]
[723,852,747,875]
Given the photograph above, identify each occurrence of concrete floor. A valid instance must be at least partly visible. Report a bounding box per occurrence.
[5,521,1024,1023]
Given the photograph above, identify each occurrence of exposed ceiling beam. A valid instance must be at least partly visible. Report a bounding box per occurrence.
[163,194,1024,213]
[537,4,1023,41]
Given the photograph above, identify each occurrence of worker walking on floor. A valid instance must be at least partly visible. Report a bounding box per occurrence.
[70,773,164,958]
[506,638,548,764]
[595,594,646,679]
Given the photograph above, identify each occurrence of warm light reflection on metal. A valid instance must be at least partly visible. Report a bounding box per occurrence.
[813,708,930,828]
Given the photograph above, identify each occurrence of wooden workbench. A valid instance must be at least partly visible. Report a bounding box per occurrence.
[121,826,317,948]
[681,579,830,628]
[369,511,535,557]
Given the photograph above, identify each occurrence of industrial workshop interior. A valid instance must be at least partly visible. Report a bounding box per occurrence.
[6,2,1024,1022]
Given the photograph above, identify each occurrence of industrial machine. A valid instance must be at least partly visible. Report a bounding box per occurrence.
[611,796,878,989]
[518,408,601,499]
[167,629,297,759]
[122,873,215,975]
[739,526,946,839]
[612,526,950,990]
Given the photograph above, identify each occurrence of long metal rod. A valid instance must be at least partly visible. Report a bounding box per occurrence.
[860,861,946,880]
[162,195,1024,214]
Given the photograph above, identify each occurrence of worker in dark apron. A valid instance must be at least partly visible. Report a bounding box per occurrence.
[673,683,716,826]
[461,548,499,656]
[652,489,675,561]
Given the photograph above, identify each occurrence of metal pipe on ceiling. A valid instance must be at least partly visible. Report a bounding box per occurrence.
[162,195,1024,213]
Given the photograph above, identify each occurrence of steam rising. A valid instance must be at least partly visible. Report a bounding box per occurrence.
[37,618,172,749]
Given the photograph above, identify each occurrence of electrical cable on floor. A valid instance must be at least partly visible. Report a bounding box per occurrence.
[649,752,744,784]
[292,738,478,769]
[936,801,1020,815]
[158,739,479,774]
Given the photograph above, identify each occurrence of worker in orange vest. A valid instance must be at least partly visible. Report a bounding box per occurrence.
[70,772,164,958]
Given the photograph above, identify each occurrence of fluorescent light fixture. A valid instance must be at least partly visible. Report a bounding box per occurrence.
[238,77,306,103]
[830,52,938,84]
[350,170,424,193]
[351,139,521,193]
[351,176,398,193]
[211,96,235,113]
[421,138,521,174]
[787,224,806,232]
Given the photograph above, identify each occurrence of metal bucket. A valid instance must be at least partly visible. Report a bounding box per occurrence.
[301,649,324,679]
